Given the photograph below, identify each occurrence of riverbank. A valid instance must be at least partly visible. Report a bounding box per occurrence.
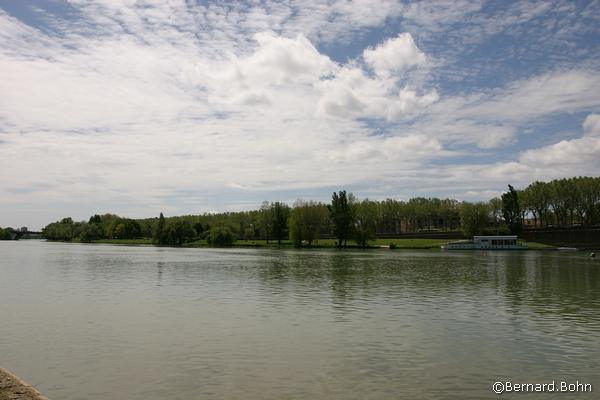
[0,368,48,400]
[79,238,556,249]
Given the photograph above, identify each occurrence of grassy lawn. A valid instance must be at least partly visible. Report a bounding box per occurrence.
[523,241,555,249]
[185,238,452,249]
[375,238,451,248]
[94,238,153,245]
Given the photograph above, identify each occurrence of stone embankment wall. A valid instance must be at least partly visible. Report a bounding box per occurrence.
[0,368,48,400]
[521,228,600,249]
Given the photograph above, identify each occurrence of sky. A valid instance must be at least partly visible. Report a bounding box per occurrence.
[1,0,599,230]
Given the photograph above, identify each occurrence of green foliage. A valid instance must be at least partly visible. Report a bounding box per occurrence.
[259,201,272,242]
[271,201,290,245]
[38,176,600,249]
[329,190,355,248]
[243,226,255,240]
[88,214,102,224]
[353,199,378,247]
[460,202,491,237]
[79,223,102,243]
[162,218,196,246]
[289,200,329,246]
[43,218,75,241]
[111,218,142,239]
[0,227,13,240]
[502,185,523,234]
[153,212,166,244]
[207,226,236,246]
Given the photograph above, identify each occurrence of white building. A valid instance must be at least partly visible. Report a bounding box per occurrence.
[443,235,525,250]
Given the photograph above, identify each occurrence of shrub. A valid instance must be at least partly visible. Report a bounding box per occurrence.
[207,226,236,247]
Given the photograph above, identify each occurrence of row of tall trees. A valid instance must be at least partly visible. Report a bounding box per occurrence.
[459,177,600,236]
[518,177,600,228]
[42,176,600,246]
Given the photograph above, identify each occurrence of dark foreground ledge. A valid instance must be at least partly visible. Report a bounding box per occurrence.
[0,368,48,400]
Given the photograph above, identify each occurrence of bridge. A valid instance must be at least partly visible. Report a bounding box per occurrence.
[10,231,43,240]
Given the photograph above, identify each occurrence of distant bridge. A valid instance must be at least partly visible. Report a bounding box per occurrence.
[11,231,43,240]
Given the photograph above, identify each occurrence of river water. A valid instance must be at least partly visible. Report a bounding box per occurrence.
[1,240,599,399]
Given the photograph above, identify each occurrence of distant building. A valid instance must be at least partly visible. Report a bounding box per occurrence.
[443,235,527,250]
[20,227,28,233]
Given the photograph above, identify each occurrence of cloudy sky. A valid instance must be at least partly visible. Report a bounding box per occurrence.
[1,0,599,229]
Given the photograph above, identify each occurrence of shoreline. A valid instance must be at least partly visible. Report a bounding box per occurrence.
[34,238,561,250]
[0,368,48,400]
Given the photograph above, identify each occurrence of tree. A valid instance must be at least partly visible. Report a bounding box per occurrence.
[0,227,13,240]
[259,201,273,243]
[79,223,102,243]
[502,185,522,234]
[460,202,490,237]
[353,199,378,247]
[573,176,600,226]
[489,197,503,233]
[328,190,355,248]
[153,212,166,245]
[88,214,102,225]
[111,218,141,239]
[207,226,236,246]
[43,218,75,241]
[523,181,551,227]
[289,200,329,246]
[271,201,290,245]
[243,226,255,240]
[163,218,196,245]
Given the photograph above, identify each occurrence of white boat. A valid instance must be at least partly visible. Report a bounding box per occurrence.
[442,235,527,250]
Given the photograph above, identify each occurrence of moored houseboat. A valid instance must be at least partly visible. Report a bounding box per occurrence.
[442,235,527,250]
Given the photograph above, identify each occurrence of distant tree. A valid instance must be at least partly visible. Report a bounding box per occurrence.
[575,176,600,226]
[153,212,166,245]
[259,201,273,243]
[289,200,329,246]
[271,201,291,245]
[193,222,204,236]
[88,214,102,225]
[460,202,490,237]
[353,199,378,247]
[523,181,551,227]
[0,227,12,240]
[111,218,141,239]
[502,185,523,234]
[243,226,255,240]
[379,199,403,234]
[43,218,75,241]
[79,223,102,243]
[163,218,196,245]
[489,197,503,233]
[207,226,236,246]
[328,190,355,248]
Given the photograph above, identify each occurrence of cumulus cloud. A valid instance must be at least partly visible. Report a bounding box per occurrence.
[0,0,599,228]
[519,113,600,169]
[363,33,427,76]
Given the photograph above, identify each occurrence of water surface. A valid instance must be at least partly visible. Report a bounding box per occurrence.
[1,241,599,399]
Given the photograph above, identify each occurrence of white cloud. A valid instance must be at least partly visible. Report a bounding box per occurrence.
[363,33,426,76]
[0,1,599,228]
[583,113,600,136]
[519,113,600,169]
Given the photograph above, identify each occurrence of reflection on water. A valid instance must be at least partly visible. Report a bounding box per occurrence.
[1,241,599,399]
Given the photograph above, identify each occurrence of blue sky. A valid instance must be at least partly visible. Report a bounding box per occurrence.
[1,0,599,229]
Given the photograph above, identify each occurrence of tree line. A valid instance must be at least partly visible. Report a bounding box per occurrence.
[40,176,600,247]
[0,226,15,240]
